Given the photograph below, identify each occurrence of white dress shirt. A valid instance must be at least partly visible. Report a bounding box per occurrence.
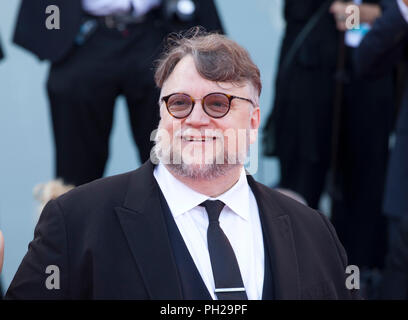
[82,0,161,17]
[397,0,408,23]
[153,163,265,300]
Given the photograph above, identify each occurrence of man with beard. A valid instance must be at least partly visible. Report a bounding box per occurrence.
[6,29,358,300]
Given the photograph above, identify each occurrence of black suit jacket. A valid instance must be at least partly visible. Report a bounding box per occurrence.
[13,0,224,63]
[356,0,408,218]
[6,161,358,299]
[380,216,408,299]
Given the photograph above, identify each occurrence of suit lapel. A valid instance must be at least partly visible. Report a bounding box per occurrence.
[247,175,301,299]
[115,161,183,299]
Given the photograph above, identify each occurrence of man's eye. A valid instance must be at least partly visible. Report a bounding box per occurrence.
[173,100,188,106]
[208,101,228,108]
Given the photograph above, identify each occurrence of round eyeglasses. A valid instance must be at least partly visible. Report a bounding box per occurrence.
[161,92,254,119]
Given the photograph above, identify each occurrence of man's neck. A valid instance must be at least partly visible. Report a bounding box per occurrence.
[163,164,243,198]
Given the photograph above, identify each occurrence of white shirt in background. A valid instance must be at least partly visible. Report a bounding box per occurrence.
[82,0,161,17]
[397,0,408,23]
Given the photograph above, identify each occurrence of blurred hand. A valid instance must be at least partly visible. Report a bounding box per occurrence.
[0,230,4,273]
[330,1,352,31]
[404,0,408,7]
[330,1,381,31]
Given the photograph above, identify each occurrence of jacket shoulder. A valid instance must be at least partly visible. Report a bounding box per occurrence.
[252,179,345,261]
[252,179,318,219]
[52,170,134,220]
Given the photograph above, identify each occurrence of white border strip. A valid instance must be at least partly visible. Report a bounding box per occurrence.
[215,287,246,293]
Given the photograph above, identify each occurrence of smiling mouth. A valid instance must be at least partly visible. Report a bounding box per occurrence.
[182,136,217,142]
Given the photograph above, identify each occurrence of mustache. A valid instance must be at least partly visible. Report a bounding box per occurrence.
[173,128,225,140]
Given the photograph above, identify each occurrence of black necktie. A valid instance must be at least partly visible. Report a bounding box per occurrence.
[200,200,248,300]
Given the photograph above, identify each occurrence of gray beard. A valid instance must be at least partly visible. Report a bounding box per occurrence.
[152,126,248,180]
[165,161,240,180]
[153,141,242,180]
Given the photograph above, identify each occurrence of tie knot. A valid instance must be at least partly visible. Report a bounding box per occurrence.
[200,200,225,222]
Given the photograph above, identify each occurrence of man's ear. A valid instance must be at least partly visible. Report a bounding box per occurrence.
[249,106,260,145]
[250,106,260,129]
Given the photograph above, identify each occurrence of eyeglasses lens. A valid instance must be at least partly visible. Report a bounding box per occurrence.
[203,93,229,118]
[167,94,193,118]
[167,93,230,118]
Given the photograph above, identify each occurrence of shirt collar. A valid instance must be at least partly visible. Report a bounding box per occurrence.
[153,163,250,221]
[210,169,250,221]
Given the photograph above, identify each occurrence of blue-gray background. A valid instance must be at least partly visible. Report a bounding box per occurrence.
[0,0,284,290]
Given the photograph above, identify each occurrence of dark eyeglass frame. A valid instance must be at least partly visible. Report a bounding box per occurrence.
[161,92,255,119]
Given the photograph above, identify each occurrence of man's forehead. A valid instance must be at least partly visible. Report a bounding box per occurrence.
[161,55,252,97]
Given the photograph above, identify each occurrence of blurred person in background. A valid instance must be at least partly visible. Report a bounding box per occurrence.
[0,33,4,61]
[356,0,408,299]
[263,0,395,295]
[0,230,4,299]
[380,217,408,299]
[0,31,4,298]
[13,0,223,192]
[0,231,3,273]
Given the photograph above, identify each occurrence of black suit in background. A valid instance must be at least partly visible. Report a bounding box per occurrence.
[355,0,408,298]
[13,0,224,186]
[380,217,408,299]
[0,32,4,298]
[356,0,408,236]
[6,161,359,299]
[0,34,4,61]
[263,0,394,270]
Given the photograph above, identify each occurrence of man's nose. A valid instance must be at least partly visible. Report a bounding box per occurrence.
[185,101,211,126]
